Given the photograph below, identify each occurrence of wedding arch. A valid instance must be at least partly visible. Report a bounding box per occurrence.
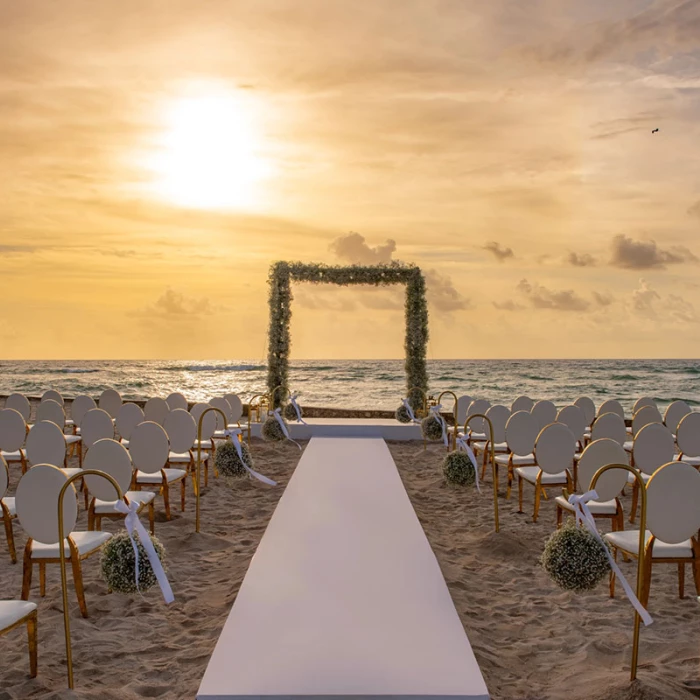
[266,261,429,407]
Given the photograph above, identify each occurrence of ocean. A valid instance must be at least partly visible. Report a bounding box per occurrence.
[1,359,699,413]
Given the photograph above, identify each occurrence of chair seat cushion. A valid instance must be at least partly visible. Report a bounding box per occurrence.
[627,471,651,484]
[1,450,24,462]
[554,495,618,515]
[623,441,633,452]
[469,432,487,441]
[65,435,81,446]
[473,441,508,453]
[676,454,700,466]
[604,530,693,558]
[168,451,196,463]
[120,439,129,448]
[1,496,16,517]
[136,468,187,484]
[226,424,250,433]
[0,601,37,629]
[515,466,569,485]
[31,530,111,558]
[94,490,156,514]
[61,467,83,479]
[494,453,535,466]
[193,439,213,449]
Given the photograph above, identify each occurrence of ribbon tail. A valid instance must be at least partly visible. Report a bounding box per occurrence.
[132,516,175,605]
[274,409,303,450]
[243,465,278,486]
[457,438,481,493]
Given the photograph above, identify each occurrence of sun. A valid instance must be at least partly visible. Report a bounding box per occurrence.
[145,85,273,210]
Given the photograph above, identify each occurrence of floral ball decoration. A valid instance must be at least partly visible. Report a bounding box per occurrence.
[214,440,253,479]
[262,416,287,442]
[421,414,444,441]
[540,519,611,593]
[442,450,476,486]
[395,404,413,424]
[101,531,166,595]
[283,402,302,422]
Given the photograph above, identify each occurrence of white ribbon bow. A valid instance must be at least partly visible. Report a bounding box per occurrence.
[289,393,307,424]
[114,499,174,604]
[224,430,277,486]
[401,398,421,424]
[568,490,653,626]
[273,408,302,450]
[430,404,449,446]
[456,436,481,493]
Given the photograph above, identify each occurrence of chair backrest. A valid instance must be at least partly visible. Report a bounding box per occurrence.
[144,397,170,426]
[530,400,557,431]
[573,396,596,427]
[511,395,534,414]
[591,412,627,446]
[224,393,244,423]
[16,464,78,544]
[534,423,575,475]
[484,404,510,444]
[664,400,692,434]
[646,461,700,544]
[81,408,115,449]
[632,422,674,476]
[35,399,66,429]
[577,438,628,499]
[116,402,145,441]
[466,398,491,434]
[164,409,197,454]
[99,389,122,418]
[190,402,217,439]
[71,395,96,427]
[129,421,169,474]
[166,392,188,411]
[632,404,662,436]
[209,398,232,429]
[504,410,539,457]
[25,421,66,468]
[598,399,624,420]
[5,393,30,421]
[676,412,700,458]
[41,389,64,406]
[556,405,587,443]
[633,396,656,414]
[83,439,133,500]
[0,408,28,453]
[0,455,8,499]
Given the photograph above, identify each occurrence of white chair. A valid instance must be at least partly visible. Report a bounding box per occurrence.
[574,396,596,429]
[472,405,510,478]
[36,399,82,466]
[497,411,539,498]
[627,405,663,450]
[556,404,587,448]
[98,389,122,419]
[17,464,111,618]
[85,438,155,535]
[530,400,557,432]
[5,393,31,422]
[164,408,208,483]
[464,399,491,443]
[605,461,700,605]
[25,421,71,474]
[80,408,115,455]
[209,397,231,438]
[132,421,187,520]
[69,394,96,435]
[511,395,534,414]
[555,438,628,531]
[447,395,472,438]
[629,422,675,524]
[222,394,251,444]
[41,389,64,406]
[144,397,170,426]
[633,396,657,415]
[598,399,625,421]
[1,455,18,562]
[166,392,188,411]
[516,422,575,522]
[116,402,145,447]
[0,600,37,677]
[0,408,28,474]
[664,400,692,437]
[190,402,217,457]
[675,412,700,467]
[591,412,627,446]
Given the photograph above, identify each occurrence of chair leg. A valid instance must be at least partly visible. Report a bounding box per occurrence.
[39,564,46,597]
[162,482,172,520]
[692,552,700,596]
[180,478,186,511]
[533,483,541,523]
[678,563,685,599]
[78,441,83,468]
[69,548,89,618]
[2,510,17,564]
[149,502,155,535]
[204,458,209,488]
[610,548,617,598]
[629,479,639,524]
[21,543,33,600]
[27,611,38,678]
[518,476,524,513]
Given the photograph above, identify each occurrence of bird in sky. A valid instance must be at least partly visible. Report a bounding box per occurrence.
[652,128,659,133]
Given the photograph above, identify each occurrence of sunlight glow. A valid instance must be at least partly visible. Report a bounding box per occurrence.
[146,86,273,210]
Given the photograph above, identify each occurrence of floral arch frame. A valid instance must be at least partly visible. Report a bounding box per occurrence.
[267,261,429,407]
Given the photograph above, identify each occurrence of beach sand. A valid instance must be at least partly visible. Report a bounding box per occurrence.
[1,433,698,699]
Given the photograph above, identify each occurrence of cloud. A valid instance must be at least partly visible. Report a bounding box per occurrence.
[629,278,697,323]
[631,278,661,316]
[668,295,698,324]
[610,234,698,270]
[138,288,213,319]
[689,201,700,219]
[516,278,590,312]
[493,300,524,311]
[0,244,39,255]
[424,269,471,311]
[567,252,597,267]
[330,232,397,264]
[483,241,514,262]
[592,291,614,307]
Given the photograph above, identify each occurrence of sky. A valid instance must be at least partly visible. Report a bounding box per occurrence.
[1,0,699,360]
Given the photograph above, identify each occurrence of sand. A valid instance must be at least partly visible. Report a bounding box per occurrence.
[1,429,699,699]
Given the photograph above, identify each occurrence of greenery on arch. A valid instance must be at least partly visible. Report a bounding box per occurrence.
[266,261,429,408]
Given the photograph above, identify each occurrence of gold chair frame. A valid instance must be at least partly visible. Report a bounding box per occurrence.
[436,391,458,451]
[464,413,499,533]
[0,606,37,678]
[195,407,229,534]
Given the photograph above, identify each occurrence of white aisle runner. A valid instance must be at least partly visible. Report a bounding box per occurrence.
[197,437,489,700]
